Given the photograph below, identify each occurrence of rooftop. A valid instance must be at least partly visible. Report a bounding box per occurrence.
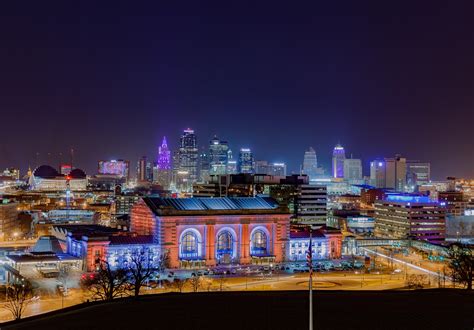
[143,196,288,216]
[384,194,439,204]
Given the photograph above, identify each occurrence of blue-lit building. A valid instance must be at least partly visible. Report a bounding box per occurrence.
[289,226,342,261]
[374,194,446,242]
[131,196,343,268]
[131,196,289,268]
[332,144,345,179]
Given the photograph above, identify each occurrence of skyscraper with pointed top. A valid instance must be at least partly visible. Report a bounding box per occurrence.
[158,136,171,170]
[153,136,172,189]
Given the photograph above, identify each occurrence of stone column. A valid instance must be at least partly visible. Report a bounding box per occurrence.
[205,222,216,267]
[240,221,250,264]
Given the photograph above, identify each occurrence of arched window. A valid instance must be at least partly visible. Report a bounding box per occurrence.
[217,231,233,255]
[251,230,267,255]
[181,231,199,259]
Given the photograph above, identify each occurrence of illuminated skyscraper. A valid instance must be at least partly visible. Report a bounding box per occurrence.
[238,148,254,174]
[370,155,407,191]
[302,147,318,180]
[406,161,430,189]
[154,137,172,189]
[177,128,198,190]
[137,156,148,182]
[209,135,229,175]
[157,136,171,170]
[332,144,345,178]
[343,158,362,182]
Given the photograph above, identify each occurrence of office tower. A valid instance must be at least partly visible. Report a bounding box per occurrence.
[302,147,318,179]
[370,160,386,188]
[271,163,287,176]
[155,137,172,189]
[178,128,198,186]
[199,151,210,182]
[157,136,171,170]
[209,135,229,175]
[296,184,328,225]
[332,144,345,178]
[226,160,237,174]
[255,161,287,176]
[385,155,406,191]
[370,155,407,191]
[137,156,148,182]
[374,195,446,243]
[406,161,430,189]
[343,158,362,181]
[238,148,254,174]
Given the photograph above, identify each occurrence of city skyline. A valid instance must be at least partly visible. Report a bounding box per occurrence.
[0,2,473,179]
[0,129,458,181]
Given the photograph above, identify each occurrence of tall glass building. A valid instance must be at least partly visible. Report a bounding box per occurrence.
[238,148,254,174]
[209,135,229,175]
[178,129,198,186]
[332,144,345,178]
[302,147,318,179]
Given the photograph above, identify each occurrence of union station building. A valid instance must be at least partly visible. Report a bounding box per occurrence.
[131,197,341,268]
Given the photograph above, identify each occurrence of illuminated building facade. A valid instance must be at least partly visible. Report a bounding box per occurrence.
[343,158,362,182]
[406,161,430,189]
[98,160,130,179]
[370,156,407,191]
[374,194,446,242]
[178,128,198,186]
[289,226,342,261]
[332,144,345,179]
[131,197,290,268]
[302,147,319,180]
[137,156,153,182]
[29,165,87,191]
[255,161,287,176]
[155,137,172,188]
[157,136,171,170]
[238,148,254,174]
[209,135,229,175]
[370,160,386,188]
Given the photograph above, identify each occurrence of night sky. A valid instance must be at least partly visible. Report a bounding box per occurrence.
[0,1,473,179]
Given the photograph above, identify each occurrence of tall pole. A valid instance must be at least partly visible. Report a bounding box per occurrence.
[309,229,313,330]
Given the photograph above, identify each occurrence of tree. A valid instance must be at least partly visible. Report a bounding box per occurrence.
[170,278,186,293]
[202,277,213,292]
[126,252,156,297]
[81,260,129,301]
[448,244,474,290]
[4,280,33,320]
[216,274,228,291]
[188,276,202,292]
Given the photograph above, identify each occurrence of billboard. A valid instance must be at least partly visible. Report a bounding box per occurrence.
[98,160,129,177]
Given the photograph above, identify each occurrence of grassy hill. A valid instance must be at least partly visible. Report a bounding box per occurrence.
[3,289,473,330]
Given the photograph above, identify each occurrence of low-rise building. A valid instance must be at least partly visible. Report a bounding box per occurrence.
[374,194,446,243]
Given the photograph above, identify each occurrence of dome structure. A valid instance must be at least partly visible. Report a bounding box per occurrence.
[33,165,60,179]
[69,168,86,179]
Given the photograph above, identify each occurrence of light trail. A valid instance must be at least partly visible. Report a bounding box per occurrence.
[361,247,442,277]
